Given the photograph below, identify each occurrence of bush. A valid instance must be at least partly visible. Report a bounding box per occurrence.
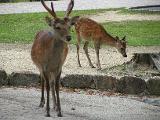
[0,0,41,3]
[0,0,11,3]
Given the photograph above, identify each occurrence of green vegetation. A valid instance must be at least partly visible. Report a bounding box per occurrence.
[0,0,39,3]
[0,9,160,46]
[0,9,107,43]
[102,21,160,46]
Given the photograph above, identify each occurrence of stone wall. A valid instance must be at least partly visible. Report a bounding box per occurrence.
[0,69,160,95]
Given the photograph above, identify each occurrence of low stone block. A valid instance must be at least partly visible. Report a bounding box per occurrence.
[9,71,40,86]
[61,74,95,89]
[94,76,117,90]
[116,76,147,94]
[0,70,8,86]
[147,77,160,95]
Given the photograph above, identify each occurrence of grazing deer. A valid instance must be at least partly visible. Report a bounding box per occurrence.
[31,0,78,117]
[74,17,127,70]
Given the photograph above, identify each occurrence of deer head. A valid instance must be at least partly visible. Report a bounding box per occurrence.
[115,36,127,57]
[41,0,79,42]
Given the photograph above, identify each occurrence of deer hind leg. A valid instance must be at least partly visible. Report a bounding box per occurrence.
[39,74,45,108]
[55,71,62,117]
[83,41,95,68]
[76,34,82,67]
[43,72,50,117]
[94,42,101,70]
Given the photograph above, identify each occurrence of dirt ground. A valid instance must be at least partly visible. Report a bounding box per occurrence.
[87,11,160,23]
[0,43,160,80]
[0,87,160,120]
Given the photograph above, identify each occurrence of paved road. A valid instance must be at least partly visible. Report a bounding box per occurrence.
[0,0,160,14]
[0,88,160,120]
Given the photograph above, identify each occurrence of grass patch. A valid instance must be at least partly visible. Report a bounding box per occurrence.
[0,10,160,46]
[0,9,107,43]
[0,0,29,3]
[102,21,160,46]
[0,0,38,3]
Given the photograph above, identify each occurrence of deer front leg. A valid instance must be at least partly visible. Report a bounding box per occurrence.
[83,41,95,68]
[55,71,62,117]
[50,79,57,111]
[94,43,101,70]
[44,73,50,117]
[76,34,82,67]
[39,74,45,107]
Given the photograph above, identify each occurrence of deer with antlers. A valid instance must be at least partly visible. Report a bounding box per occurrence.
[74,17,127,70]
[31,0,78,117]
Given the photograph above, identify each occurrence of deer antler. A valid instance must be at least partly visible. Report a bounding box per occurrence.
[65,0,74,18]
[41,0,57,19]
[51,1,57,18]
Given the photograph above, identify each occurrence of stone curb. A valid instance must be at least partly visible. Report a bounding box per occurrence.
[115,76,147,94]
[8,71,40,87]
[0,70,8,86]
[147,77,160,95]
[0,70,160,95]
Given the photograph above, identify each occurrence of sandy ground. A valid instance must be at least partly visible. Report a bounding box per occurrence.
[88,11,160,23]
[0,43,160,76]
[0,87,160,120]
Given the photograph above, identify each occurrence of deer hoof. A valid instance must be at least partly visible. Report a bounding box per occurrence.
[91,66,95,68]
[39,104,44,108]
[45,113,51,117]
[78,65,82,67]
[57,112,62,117]
[97,67,102,70]
[39,102,45,108]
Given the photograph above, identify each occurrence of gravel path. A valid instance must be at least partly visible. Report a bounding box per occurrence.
[0,43,160,76]
[88,11,160,23]
[0,87,160,120]
[0,0,160,14]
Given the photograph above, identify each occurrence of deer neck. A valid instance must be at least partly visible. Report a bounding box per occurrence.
[51,30,68,44]
[52,30,63,41]
[103,33,117,48]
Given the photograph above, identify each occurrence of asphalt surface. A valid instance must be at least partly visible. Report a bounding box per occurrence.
[0,0,160,14]
[0,88,160,120]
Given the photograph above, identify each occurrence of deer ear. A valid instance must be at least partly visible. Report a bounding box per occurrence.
[69,16,80,25]
[45,16,52,26]
[115,36,119,40]
[122,36,126,41]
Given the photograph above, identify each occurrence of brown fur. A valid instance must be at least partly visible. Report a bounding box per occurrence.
[75,17,127,70]
[31,30,68,74]
[31,0,76,117]
[31,30,69,117]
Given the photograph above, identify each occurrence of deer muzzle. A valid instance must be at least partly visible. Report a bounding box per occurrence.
[66,35,72,41]
[123,54,127,57]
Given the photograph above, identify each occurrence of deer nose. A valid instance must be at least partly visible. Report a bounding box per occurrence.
[124,54,127,57]
[66,36,71,41]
